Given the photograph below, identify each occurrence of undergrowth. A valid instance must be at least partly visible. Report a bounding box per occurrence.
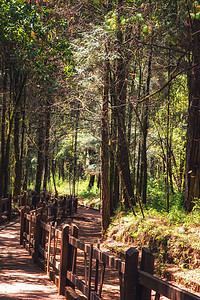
[106,207,200,275]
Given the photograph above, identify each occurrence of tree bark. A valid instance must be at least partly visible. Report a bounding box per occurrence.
[141,41,152,205]
[43,102,51,191]
[72,104,80,196]
[115,0,135,209]
[101,46,110,232]
[185,20,200,211]
[35,109,44,194]
[14,109,21,195]
[0,62,7,197]
[110,71,119,214]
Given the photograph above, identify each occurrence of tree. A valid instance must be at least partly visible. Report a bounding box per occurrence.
[185,18,200,211]
[101,44,110,232]
[0,0,73,196]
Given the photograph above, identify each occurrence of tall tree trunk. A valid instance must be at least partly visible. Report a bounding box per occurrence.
[43,102,51,191]
[141,43,152,205]
[166,50,171,212]
[0,62,7,197]
[110,71,119,214]
[20,91,26,189]
[35,110,44,194]
[115,0,135,210]
[185,20,200,211]
[72,104,80,197]
[52,157,58,196]
[101,45,110,232]
[4,71,26,197]
[13,109,21,195]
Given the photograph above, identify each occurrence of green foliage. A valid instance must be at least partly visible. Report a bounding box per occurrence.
[147,176,184,212]
[0,0,73,78]
[79,179,100,199]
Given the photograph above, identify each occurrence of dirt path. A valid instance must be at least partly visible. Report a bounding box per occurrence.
[0,218,65,300]
[61,205,102,242]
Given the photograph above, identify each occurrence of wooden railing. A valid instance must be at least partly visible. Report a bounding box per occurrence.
[20,208,200,300]
[0,191,78,224]
[0,196,12,220]
[0,193,26,220]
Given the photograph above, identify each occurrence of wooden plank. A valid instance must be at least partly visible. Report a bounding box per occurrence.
[67,271,88,297]
[138,248,154,300]
[53,224,58,258]
[69,236,90,253]
[50,256,60,271]
[56,228,62,239]
[87,243,93,300]
[47,223,52,276]
[138,270,200,300]
[58,224,70,295]
[69,236,125,273]
[123,247,139,300]
[40,220,50,232]
[71,225,79,274]
[25,213,31,221]
[33,213,42,263]
[93,247,125,274]
[94,241,100,293]
[99,262,106,298]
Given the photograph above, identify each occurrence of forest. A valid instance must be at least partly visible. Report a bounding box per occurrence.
[1,0,200,237]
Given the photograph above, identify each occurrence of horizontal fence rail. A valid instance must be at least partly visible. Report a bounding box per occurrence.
[0,191,78,223]
[20,206,200,300]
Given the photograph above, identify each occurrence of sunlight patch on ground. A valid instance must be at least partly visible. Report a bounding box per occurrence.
[0,232,17,238]
[0,282,57,294]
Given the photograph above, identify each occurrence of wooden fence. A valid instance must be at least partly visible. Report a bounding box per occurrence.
[0,196,12,220]
[0,193,27,220]
[20,207,200,300]
[0,191,78,223]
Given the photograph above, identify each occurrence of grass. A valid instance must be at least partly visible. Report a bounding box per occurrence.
[105,206,200,274]
[47,175,101,208]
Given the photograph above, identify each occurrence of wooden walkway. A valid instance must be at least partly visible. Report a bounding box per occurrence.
[0,218,65,299]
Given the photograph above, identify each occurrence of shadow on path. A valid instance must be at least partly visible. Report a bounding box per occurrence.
[0,219,65,299]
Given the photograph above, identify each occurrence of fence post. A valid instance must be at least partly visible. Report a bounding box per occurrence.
[20,206,26,245]
[123,247,139,300]
[33,213,42,263]
[71,224,79,274]
[59,224,70,295]
[47,222,52,276]
[138,248,154,300]
[87,243,93,300]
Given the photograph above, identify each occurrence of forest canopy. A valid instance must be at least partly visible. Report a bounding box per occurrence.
[0,0,200,230]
